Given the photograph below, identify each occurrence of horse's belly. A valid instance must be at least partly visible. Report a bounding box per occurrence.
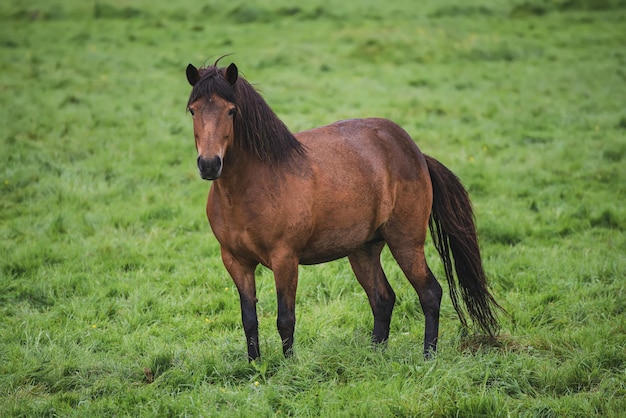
[298,223,382,265]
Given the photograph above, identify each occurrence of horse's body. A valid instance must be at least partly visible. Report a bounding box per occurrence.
[210,118,430,266]
[186,60,503,360]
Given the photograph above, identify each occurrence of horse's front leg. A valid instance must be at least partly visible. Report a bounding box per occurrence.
[271,252,299,357]
[221,248,260,361]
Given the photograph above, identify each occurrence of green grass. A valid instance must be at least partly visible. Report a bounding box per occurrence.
[1,0,625,416]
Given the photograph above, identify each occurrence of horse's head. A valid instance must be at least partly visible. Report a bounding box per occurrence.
[186,62,238,180]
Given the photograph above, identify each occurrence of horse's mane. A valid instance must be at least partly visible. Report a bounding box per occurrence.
[187,63,306,166]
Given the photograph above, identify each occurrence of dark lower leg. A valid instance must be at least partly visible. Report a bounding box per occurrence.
[240,295,260,361]
[386,242,442,359]
[221,250,259,362]
[348,243,395,346]
[372,289,396,344]
[273,257,299,358]
[277,302,295,357]
[419,271,442,358]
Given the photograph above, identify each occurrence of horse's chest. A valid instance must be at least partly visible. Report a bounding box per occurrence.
[207,193,305,261]
[207,210,262,262]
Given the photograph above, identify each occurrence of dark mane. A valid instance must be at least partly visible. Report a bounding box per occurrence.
[187,64,306,166]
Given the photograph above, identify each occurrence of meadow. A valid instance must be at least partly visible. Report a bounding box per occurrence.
[1,0,625,416]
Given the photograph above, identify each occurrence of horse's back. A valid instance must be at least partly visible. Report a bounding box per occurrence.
[296,118,426,172]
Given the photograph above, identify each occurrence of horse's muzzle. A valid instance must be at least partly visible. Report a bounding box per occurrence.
[197,155,223,180]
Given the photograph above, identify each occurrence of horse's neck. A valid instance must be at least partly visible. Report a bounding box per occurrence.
[217,149,267,188]
[216,140,309,195]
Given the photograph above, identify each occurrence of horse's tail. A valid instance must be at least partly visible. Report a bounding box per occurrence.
[424,154,505,336]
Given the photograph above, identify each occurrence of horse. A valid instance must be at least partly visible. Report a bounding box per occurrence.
[185,58,505,361]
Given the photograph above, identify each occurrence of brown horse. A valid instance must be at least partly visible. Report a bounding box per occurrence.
[185,59,504,360]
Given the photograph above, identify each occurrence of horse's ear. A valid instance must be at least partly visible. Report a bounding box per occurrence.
[186,64,200,86]
[226,63,238,86]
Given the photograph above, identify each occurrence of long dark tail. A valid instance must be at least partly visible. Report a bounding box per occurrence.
[425,155,505,337]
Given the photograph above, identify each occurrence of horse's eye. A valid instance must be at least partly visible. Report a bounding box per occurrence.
[189,108,195,116]
[228,108,236,117]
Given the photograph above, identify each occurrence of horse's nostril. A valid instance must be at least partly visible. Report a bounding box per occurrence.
[197,155,223,180]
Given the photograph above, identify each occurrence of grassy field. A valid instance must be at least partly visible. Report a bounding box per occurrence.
[1,0,625,416]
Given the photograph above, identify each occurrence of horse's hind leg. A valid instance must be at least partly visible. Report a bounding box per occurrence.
[386,241,442,358]
[348,241,396,345]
